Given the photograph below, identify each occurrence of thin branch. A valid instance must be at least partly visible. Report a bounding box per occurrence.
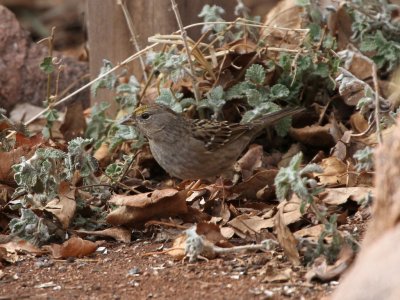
[170,0,200,103]
[183,19,310,32]
[117,0,148,81]
[371,63,382,143]
[148,35,308,54]
[37,26,56,103]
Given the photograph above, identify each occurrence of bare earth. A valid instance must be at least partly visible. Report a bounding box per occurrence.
[0,240,334,300]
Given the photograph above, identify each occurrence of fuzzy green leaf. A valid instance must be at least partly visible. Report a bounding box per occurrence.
[91,60,116,97]
[270,84,290,100]
[40,57,55,74]
[245,64,266,85]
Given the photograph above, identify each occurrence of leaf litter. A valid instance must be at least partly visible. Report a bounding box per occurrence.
[1,0,400,298]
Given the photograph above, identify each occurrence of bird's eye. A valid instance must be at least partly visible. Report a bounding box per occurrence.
[141,112,150,120]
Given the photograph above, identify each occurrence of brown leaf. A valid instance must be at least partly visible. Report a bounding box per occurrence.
[331,130,352,161]
[0,238,43,255]
[317,157,347,185]
[15,132,44,148]
[264,0,303,29]
[196,222,232,248]
[60,101,87,141]
[350,112,369,133]
[290,124,335,148]
[235,144,263,180]
[75,227,131,243]
[263,268,293,283]
[228,214,274,238]
[233,169,278,201]
[277,195,304,225]
[107,189,188,226]
[220,227,235,239]
[168,234,186,260]
[320,187,372,205]
[0,146,37,184]
[275,206,300,266]
[44,236,97,259]
[335,4,354,50]
[278,143,302,168]
[93,142,111,167]
[45,185,76,229]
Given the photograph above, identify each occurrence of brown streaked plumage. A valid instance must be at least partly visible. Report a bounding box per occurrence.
[124,104,304,179]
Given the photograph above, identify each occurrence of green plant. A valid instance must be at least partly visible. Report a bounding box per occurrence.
[226,64,295,136]
[354,146,374,171]
[12,138,98,206]
[155,88,195,113]
[274,152,351,263]
[9,209,51,246]
[38,28,66,140]
[87,61,142,150]
[198,2,261,44]
[347,0,400,72]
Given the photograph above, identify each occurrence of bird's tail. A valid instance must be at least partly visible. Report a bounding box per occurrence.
[254,107,305,128]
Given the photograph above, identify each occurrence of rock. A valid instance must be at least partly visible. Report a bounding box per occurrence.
[0,5,89,112]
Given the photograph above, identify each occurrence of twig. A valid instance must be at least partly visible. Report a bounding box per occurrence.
[118,150,140,183]
[345,45,385,143]
[183,19,310,32]
[338,65,383,144]
[170,0,200,103]
[102,171,142,194]
[37,26,56,103]
[350,120,375,138]
[148,35,309,54]
[371,63,382,143]
[76,183,114,190]
[144,220,188,230]
[117,0,148,81]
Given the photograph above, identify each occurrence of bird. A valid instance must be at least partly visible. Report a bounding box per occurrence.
[122,103,304,180]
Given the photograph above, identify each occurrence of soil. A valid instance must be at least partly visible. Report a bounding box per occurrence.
[0,240,334,300]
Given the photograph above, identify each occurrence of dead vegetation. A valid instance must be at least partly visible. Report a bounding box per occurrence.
[1,0,400,298]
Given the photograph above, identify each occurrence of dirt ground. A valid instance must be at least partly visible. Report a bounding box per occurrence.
[0,239,334,300]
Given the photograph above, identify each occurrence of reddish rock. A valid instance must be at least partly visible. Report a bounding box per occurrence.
[0,5,89,112]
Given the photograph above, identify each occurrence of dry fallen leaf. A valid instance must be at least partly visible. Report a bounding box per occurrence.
[93,142,111,167]
[107,189,188,226]
[0,238,43,255]
[317,157,347,185]
[45,183,76,229]
[290,124,335,148]
[294,224,325,242]
[228,214,274,238]
[275,206,300,266]
[233,169,278,201]
[195,222,232,248]
[349,112,369,133]
[59,101,86,141]
[75,227,131,243]
[44,236,98,259]
[263,268,293,283]
[0,146,37,184]
[320,187,372,205]
[235,144,263,180]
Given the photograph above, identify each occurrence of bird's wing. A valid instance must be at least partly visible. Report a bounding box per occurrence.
[190,119,251,151]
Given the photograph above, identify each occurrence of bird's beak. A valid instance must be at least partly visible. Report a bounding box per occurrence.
[118,114,136,126]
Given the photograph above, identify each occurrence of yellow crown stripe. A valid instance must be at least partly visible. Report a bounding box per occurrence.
[133,105,150,115]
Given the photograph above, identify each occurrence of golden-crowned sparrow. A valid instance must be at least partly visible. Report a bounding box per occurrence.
[123,104,303,179]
